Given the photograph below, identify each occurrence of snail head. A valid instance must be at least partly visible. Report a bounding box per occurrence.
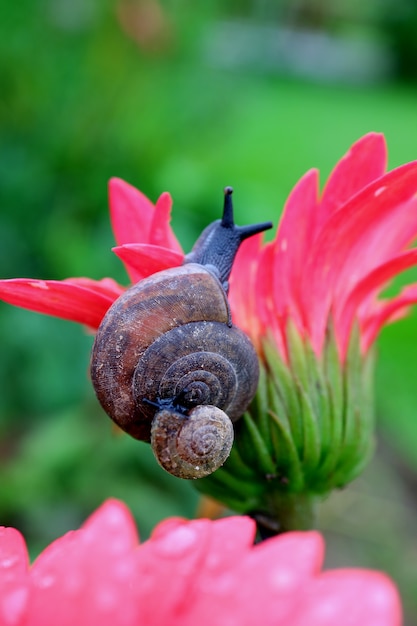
[183,187,273,292]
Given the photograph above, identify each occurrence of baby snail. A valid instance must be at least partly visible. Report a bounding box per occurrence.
[90,187,272,479]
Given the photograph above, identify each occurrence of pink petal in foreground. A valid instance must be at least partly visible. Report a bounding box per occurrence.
[0,527,30,626]
[227,532,325,626]
[0,278,120,329]
[134,516,250,625]
[291,569,402,626]
[113,243,184,283]
[28,500,140,626]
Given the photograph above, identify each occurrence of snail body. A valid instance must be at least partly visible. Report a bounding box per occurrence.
[91,188,272,479]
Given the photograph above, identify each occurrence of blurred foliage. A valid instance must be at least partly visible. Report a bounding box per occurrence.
[1,0,417,623]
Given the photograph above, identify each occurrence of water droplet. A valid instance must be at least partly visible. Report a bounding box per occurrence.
[374,186,386,197]
[155,526,198,557]
[0,556,19,569]
[1,588,28,626]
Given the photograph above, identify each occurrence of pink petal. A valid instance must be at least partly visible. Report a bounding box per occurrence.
[0,528,30,626]
[28,500,140,626]
[229,234,265,347]
[64,277,125,300]
[135,518,215,624]
[0,277,121,330]
[150,192,183,253]
[332,196,417,317]
[273,168,319,330]
[335,249,417,356]
[361,283,417,351]
[109,180,182,282]
[140,516,255,626]
[255,242,289,360]
[302,160,417,353]
[319,133,387,227]
[291,570,402,626]
[113,243,184,283]
[230,531,325,626]
[109,178,155,246]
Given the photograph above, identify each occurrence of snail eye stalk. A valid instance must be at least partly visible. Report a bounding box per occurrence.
[183,187,273,289]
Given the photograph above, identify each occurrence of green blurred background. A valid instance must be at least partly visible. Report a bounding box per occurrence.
[1,0,417,622]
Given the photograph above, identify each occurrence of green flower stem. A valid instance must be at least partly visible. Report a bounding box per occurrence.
[267,491,317,534]
[255,491,318,538]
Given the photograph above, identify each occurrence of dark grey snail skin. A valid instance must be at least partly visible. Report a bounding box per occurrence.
[90,188,273,479]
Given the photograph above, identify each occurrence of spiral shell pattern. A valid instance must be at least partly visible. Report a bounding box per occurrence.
[151,405,234,479]
[133,320,258,436]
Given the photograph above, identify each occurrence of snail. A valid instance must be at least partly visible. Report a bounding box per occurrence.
[90,187,272,479]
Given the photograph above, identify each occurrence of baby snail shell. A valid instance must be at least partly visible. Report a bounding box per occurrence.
[90,187,273,479]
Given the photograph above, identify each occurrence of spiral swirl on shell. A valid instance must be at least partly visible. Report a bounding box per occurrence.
[90,264,259,479]
[90,187,272,479]
[151,406,234,479]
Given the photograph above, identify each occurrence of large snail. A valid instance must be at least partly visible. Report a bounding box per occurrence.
[90,187,272,479]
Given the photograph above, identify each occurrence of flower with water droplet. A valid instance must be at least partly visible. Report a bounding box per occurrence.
[1,134,417,530]
[0,499,402,626]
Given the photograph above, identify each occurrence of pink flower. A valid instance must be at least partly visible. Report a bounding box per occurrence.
[0,499,402,626]
[1,133,417,363]
[229,132,417,359]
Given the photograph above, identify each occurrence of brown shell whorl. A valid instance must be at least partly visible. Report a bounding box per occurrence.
[90,264,230,440]
[150,405,234,479]
[132,320,259,437]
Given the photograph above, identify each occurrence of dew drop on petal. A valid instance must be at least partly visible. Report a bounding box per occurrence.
[37,574,55,589]
[281,239,287,252]
[202,572,235,596]
[0,556,19,570]
[374,186,386,197]
[367,585,397,614]
[268,566,298,592]
[0,587,28,626]
[94,585,119,613]
[28,281,49,290]
[113,558,136,582]
[154,526,198,557]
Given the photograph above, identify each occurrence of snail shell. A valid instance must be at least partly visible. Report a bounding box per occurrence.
[91,263,259,439]
[90,188,272,479]
[151,406,234,479]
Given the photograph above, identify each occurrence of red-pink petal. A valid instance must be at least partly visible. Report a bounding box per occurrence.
[228,532,325,625]
[109,180,183,282]
[291,570,402,626]
[361,283,417,350]
[0,278,120,329]
[319,133,387,227]
[273,168,319,330]
[150,192,183,253]
[302,160,417,353]
[335,249,417,355]
[137,515,256,626]
[28,500,140,626]
[109,178,155,246]
[64,277,125,300]
[0,527,30,626]
[113,243,184,283]
[229,234,265,346]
